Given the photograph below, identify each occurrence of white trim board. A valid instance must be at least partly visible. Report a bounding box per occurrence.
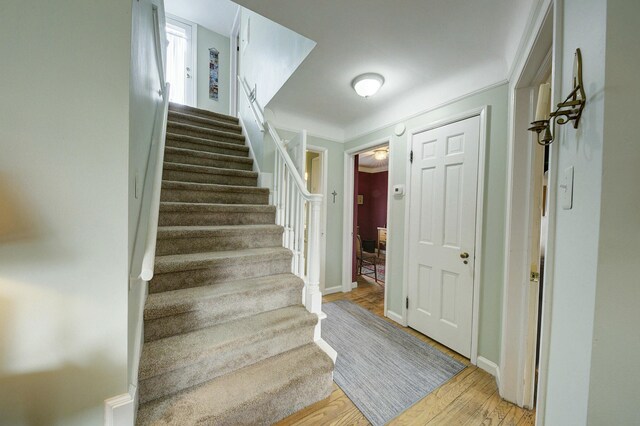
[323,286,343,295]
[386,310,404,325]
[402,106,489,366]
[307,144,329,294]
[229,7,241,117]
[500,0,556,414]
[104,385,136,426]
[477,356,500,379]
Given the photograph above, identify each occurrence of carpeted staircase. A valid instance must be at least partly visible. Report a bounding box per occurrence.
[136,103,334,425]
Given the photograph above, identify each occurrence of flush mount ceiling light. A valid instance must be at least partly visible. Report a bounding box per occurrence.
[351,73,385,98]
[373,148,388,161]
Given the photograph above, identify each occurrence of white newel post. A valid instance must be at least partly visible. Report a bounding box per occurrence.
[307,197,323,340]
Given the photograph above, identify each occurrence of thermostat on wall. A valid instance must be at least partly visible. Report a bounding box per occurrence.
[393,184,405,197]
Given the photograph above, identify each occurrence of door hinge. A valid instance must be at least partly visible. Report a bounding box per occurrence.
[530,271,540,282]
[410,150,413,163]
[406,297,409,309]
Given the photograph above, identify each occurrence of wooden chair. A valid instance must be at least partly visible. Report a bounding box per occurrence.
[356,234,378,282]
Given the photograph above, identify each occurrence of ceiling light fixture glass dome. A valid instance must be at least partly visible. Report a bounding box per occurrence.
[374,149,388,161]
[351,73,385,98]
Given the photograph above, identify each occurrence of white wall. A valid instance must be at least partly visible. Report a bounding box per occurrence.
[345,84,510,364]
[129,0,166,396]
[278,130,345,293]
[587,1,640,424]
[197,25,230,115]
[0,0,131,424]
[542,0,606,423]
[238,8,316,171]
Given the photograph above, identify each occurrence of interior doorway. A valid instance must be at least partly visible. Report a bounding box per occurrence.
[165,17,196,106]
[500,2,556,414]
[343,140,391,315]
[304,146,328,293]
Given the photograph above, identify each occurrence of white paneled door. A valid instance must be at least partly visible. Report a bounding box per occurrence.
[407,116,480,358]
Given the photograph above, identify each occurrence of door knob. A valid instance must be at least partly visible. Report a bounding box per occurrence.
[460,252,469,259]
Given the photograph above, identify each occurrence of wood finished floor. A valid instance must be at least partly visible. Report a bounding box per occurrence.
[277,276,535,426]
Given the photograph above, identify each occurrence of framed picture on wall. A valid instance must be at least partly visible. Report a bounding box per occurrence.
[209,48,219,101]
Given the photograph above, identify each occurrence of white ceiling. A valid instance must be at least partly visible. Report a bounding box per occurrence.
[165,0,239,36]
[358,148,389,170]
[234,0,535,140]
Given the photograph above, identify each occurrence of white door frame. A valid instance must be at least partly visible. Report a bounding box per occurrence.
[341,138,392,313]
[307,145,329,294]
[229,8,241,117]
[166,14,197,107]
[402,107,488,366]
[499,0,559,416]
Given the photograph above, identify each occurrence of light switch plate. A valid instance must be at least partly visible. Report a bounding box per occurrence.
[561,166,574,209]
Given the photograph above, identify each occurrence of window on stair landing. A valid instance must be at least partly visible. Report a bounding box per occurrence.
[166,18,194,106]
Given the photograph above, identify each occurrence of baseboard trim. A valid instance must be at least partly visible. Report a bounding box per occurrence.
[104,385,136,426]
[351,281,358,289]
[315,338,338,363]
[386,309,404,326]
[323,286,342,295]
[476,356,499,379]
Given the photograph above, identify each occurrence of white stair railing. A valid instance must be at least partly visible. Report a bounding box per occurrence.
[237,77,325,330]
[268,123,324,321]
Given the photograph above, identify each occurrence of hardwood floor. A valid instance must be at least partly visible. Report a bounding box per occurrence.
[277,277,536,426]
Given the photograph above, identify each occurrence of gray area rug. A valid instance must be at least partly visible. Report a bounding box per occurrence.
[322,300,466,426]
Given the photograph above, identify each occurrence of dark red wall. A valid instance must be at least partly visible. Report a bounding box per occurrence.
[357,170,388,242]
[352,156,359,282]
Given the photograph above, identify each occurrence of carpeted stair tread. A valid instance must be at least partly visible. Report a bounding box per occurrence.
[139,305,316,381]
[164,145,253,166]
[160,180,269,204]
[160,201,275,213]
[154,247,292,274]
[169,102,239,124]
[165,133,250,156]
[136,343,334,426]
[144,273,302,321]
[168,110,242,133]
[163,161,258,179]
[143,274,304,341]
[162,161,258,187]
[158,223,282,238]
[161,180,268,195]
[158,202,276,226]
[167,121,245,144]
[155,224,283,255]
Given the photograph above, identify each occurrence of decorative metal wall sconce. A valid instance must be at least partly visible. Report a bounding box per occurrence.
[528,48,586,145]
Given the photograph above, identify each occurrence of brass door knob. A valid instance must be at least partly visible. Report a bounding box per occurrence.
[460,252,469,259]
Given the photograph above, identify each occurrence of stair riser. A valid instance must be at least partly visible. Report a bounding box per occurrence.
[139,324,315,404]
[162,168,258,186]
[166,138,249,157]
[164,151,253,171]
[211,361,333,425]
[168,114,242,134]
[149,257,292,293]
[160,188,269,204]
[169,105,239,125]
[167,123,245,145]
[144,283,303,341]
[156,232,283,256]
[158,210,276,226]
